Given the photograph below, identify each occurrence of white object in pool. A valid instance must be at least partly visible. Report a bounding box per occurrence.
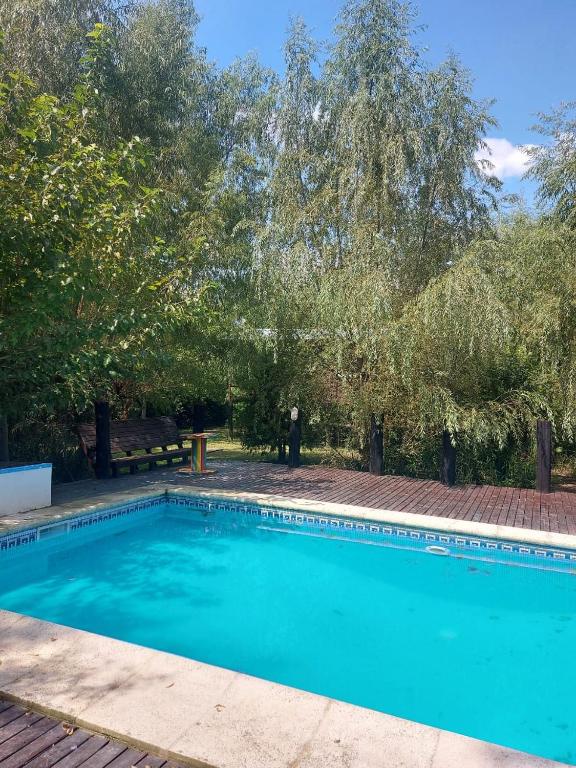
[0,463,52,514]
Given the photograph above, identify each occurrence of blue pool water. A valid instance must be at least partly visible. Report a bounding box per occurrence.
[1,498,576,765]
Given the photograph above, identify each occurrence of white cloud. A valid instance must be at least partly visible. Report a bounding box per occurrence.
[475,137,536,180]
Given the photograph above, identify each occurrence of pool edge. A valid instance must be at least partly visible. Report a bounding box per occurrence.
[0,609,567,768]
[3,483,576,554]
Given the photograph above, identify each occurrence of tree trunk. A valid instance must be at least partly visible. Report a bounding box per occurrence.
[226,382,234,440]
[440,430,456,486]
[369,414,384,475]
[288,412,301,468]
[536,419,552,493]
[0,414,9,463]
[95,400,112,479]
[192,401,206,433]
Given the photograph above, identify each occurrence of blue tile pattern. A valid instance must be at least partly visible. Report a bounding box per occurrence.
[0,495,164,552]
[68,496,164,531]
[2,490,576,570]
[0,528,38,551]
[169,494,576,566]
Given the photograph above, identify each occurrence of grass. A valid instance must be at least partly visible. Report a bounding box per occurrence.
[203,431,362,469]
[112,428,362,476]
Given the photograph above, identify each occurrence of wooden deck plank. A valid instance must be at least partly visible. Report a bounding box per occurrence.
[70,741,126,768]
[22,729,93,768]
[179,462,576,533]
[48,736,110,768]
[0,715,44,747]
[133,756,166,768]
[457,484,486,521]
[356,475,415,508]
[100,747,146,768]
[0,724,70,768]
[0,709,29,731]
[0,717,60,760]
[0,699,199,768]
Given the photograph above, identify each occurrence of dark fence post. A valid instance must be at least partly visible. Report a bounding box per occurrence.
[192,402,206,433]
[440,430,456,486]
[536,419,552,493]
[369,414,384,475]
[0,414,9,463]
[94,400,112,479]
[226,383,234,440]
[288,408,301,468]
[277,437,287,463]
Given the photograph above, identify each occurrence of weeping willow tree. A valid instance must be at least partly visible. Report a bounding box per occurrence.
[251,0,502,469]
[527,103,576,229]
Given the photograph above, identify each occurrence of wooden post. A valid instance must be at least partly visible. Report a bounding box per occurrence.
[288,408,301,468]
[192,402,206,434]
[0,414,9,463]
[369,414,384,475]
[277,437,287,463]
[440,430,456,486]
[94,400,112,479]
[226,382,234,440]
[536,419,552,493]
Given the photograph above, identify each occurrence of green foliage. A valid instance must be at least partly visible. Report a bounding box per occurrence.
[0,36,205,417]
[2,0,576,490]
[0,0,131,95]
[527,103,576,227]
[250,0,504,463]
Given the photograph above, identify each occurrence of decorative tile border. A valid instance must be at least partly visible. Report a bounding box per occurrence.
[0,495,164,552]
[169,493,576,565]
[68,496,163,531]
[0,528,39,551]
[2,490,576,568]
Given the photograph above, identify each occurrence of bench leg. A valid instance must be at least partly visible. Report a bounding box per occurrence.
[112,463,118,478]
[146,448,156,471]
[125,451,137,475]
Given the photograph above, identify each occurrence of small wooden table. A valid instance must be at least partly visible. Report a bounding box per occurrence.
[179,432,216,475]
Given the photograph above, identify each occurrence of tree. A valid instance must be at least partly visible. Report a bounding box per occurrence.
[0,31,206,418]
[252,0,501,461]
[0,0,131,95]
[527,103,576,228]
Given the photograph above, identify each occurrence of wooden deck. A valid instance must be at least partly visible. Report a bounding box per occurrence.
[0,700,184,768]
[183,462,576,534]
[49,460,576,537]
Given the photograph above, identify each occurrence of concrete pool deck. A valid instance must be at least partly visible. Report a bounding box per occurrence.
[0,610,566,768]
[1,462,575,768]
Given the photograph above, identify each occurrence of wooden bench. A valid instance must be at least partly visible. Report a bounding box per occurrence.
[78,416,191,477]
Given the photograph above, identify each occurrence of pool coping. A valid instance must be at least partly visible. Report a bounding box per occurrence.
[0,485,573,768]
[0,462,52,475]
[4,482,576,553]
[0,610,565,768]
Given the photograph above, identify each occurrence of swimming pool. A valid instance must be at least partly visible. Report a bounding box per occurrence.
[1,492,575,765]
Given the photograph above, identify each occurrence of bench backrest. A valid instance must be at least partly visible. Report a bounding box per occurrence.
[77,416,182,455]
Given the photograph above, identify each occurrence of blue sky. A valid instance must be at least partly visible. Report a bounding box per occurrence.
[194,0,576,203]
